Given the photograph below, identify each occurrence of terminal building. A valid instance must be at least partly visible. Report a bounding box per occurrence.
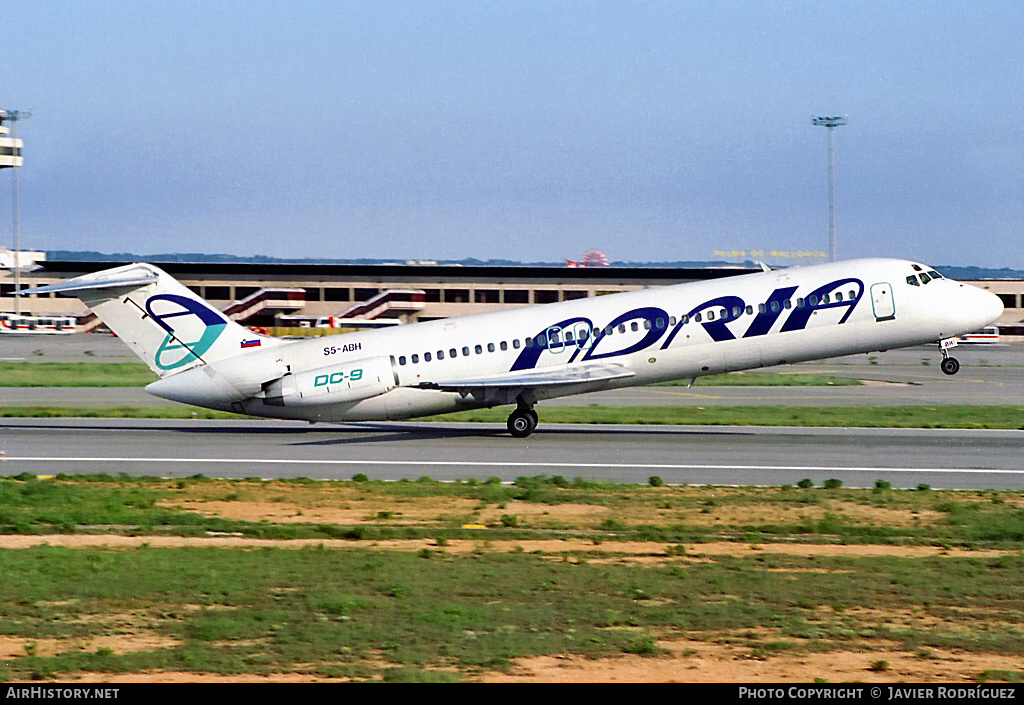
[2,257,1023,341]
[1,259,753,334]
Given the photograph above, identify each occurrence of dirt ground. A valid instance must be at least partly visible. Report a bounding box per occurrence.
[4,483,1021,683]
[12,629,1022,683]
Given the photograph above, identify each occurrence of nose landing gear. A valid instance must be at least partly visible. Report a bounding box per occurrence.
[940,354,960,376]
[939,338,960,376]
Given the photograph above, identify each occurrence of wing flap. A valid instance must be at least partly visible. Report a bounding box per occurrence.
[417,362,634,393]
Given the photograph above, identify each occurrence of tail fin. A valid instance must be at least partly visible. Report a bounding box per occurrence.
[23,263,280,377]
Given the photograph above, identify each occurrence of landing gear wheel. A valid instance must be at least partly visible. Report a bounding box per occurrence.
[507,409,537,438]
[940,356,960,376]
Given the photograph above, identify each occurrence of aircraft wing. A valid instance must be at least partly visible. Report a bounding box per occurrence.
[416,362,634,394]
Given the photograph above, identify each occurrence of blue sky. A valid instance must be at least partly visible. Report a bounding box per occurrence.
[1,1,1022,267]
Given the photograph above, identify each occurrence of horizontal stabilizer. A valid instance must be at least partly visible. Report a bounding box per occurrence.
[19,269,158,296]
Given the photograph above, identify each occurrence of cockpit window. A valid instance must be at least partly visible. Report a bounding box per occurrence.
[912,264,923,271]
[906,275,920,287]
[927,271,942,280]
[919,272,932,284]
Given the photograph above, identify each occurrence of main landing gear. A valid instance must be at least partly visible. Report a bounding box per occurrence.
[507,395,539,438]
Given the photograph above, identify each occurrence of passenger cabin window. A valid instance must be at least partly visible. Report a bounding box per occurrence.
[783,299,792,309]
[424,352,432,362]
[474,345,482,355]
[436,350,444,360]
[500,341,507,351]
[487,343,495,352]
[513,339,520,349]
[631,322,638,332]
[399,356,407,365]
[412,354,419,363]
[462,346,470,356]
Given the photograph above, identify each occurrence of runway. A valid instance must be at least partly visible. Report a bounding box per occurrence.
[3,418,1023,490]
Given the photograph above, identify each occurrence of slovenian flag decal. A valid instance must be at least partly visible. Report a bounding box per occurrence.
[240,339,262,349]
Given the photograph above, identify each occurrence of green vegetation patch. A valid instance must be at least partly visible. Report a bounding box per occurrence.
[0,362,157,387]
[0,547,1022,681]
[430,405,1024,430]
[3,474,1024,548]
[657,371,861,387]
[1,476,1023,680]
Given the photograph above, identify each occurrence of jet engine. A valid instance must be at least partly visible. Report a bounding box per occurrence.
[260,355,397,407]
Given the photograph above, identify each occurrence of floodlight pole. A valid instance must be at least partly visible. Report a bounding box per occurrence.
[3,109,32,314]
[813,116,846,262]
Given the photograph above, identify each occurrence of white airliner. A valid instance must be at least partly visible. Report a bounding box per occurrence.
[22,258,1003,437]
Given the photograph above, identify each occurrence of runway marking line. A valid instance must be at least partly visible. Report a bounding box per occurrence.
[5,457,1023,474]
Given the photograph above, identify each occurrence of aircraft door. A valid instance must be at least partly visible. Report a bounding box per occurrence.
[870,283,896,321]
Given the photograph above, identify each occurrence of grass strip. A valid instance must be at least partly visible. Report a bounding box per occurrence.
[434,405,1024,429]
[0,476,1021,681]
[657,371,861,386]
[0,547,1021,682]
[2,404,1024,428]
[0,362,157,387]
[2,475,1023,547]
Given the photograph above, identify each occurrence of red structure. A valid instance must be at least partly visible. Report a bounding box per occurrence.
[565,249,610,268]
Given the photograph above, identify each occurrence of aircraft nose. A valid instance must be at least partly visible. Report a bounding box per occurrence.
[980,288,1004,325]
